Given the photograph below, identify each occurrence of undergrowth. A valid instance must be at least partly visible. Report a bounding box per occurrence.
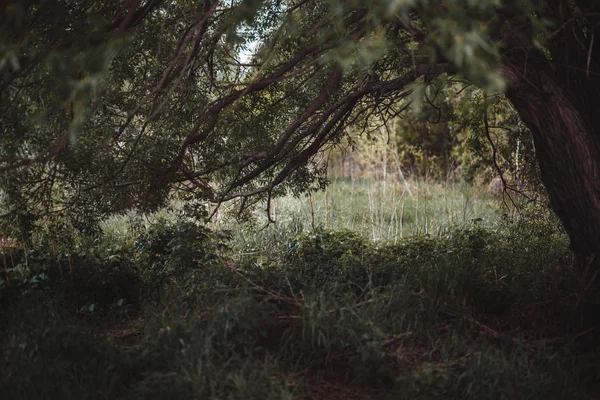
[0,213,595,399]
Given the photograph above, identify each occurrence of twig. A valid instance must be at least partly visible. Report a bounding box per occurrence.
[443,309,535,349]
[482,94,519,212]
[381,331,415,347]
[229,265,300,305]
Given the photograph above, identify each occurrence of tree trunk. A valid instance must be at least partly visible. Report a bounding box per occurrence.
[502,54,600,270]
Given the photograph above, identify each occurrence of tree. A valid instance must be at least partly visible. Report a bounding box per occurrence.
[1,0,599,271]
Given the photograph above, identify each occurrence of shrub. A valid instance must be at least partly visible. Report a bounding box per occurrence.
[133,219,233,303]
[284,229,370,289]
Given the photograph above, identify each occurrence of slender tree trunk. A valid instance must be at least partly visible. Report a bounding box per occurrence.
[503,55,600,270]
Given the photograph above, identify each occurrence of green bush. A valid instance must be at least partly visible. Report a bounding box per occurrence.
[284,229,370,289]
[133,219,232,302]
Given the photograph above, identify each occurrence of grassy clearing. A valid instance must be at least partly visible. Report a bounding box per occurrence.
[1,180,595,399]
[303,178,500,237]
[230,177,505,257]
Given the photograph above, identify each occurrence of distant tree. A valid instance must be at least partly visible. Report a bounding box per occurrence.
[393,85,457,179]
[1,1,600,272]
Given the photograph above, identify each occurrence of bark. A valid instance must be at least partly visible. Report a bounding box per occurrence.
[500,0,600,272]
[502,51,600,268]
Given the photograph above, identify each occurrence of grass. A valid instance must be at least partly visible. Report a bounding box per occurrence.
[0,178,594,399]
[252,178,500,237]
[229,177,513,262]
[99,177,506,254]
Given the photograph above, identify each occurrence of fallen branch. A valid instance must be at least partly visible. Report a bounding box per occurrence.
[228,265,301,306]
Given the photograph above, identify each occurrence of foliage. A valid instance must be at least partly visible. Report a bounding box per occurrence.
[0,0,559,234]
[394,82,541,189]
[284,229,369,287]
[2,211,592,399]
[394,81,460,179]
[133,218,232,301]
[395,338,580,400]
[3,1,600,398]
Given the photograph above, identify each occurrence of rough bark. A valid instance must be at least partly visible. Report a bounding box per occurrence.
[502,51,600,268]
[500,1,600,271]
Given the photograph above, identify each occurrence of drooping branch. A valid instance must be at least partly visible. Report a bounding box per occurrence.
[214,63,448,203]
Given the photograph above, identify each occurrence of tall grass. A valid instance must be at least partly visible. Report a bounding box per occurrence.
[230,177,503,258]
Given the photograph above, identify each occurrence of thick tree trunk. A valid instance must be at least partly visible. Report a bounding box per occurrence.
[498,1,600,275]
[502,55,600,269]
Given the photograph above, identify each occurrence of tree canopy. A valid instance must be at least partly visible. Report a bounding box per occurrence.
[2,0,600,265]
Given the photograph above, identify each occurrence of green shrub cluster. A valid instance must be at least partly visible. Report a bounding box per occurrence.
[281,219,571,309]
[132,219,232,304]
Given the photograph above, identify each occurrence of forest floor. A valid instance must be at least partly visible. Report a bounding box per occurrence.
[2,180,599,399]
